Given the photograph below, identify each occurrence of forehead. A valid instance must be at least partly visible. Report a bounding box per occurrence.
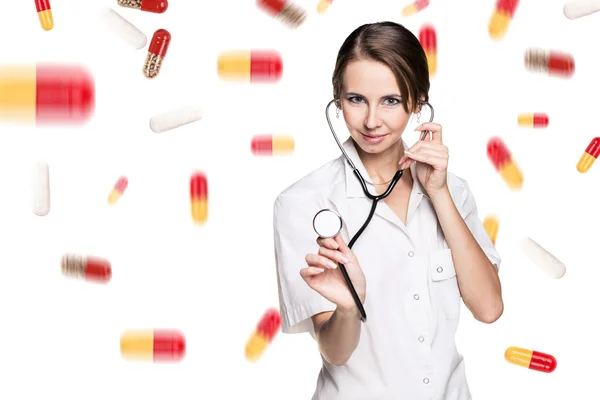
[342,59,400,95]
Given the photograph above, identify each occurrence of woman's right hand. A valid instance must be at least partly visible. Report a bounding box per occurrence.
[301,234,366,313]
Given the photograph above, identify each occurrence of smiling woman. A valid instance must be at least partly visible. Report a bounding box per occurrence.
[273,21,503,400]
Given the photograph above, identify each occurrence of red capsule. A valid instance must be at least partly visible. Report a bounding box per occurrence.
[525,48,574,77]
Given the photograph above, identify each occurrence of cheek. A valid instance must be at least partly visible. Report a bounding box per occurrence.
[388,112,411,130]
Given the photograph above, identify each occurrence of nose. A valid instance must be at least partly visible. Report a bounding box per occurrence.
[364,106,382,130]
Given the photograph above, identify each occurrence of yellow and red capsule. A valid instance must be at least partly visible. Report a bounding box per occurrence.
[108,176,128,205]
[419,24,437,77]
[576,137,600,173]
[245,308,281,362]
[190,171,208,224]
[35,0,54,31]
[505,346,557,373]
[251,135,294,156]
[487,137,523,190]
[518,113,548,128]
[402,0,430,16]
[121,330,185,362]
[489,0,519,41]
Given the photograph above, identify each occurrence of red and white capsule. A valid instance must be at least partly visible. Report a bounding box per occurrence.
[61,254,112,283]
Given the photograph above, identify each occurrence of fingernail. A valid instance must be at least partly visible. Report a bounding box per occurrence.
[405,151,413,155]
[329,261,338,269]
[341,257,349,264]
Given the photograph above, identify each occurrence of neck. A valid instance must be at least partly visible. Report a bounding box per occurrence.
[355,139,408,184]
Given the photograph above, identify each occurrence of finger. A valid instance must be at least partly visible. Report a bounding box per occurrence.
[316,236,339,250]
[300,267,325,279]
[318,246,350,265]
[415,123,442,143]
[333,234,354,260]
[306,253,338,270]
[409,147,448,159]
[403,152,448,169]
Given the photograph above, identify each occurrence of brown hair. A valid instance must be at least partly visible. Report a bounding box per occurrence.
[332,21,430,113]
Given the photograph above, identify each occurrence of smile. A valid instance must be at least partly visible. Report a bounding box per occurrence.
[361,133,388,143]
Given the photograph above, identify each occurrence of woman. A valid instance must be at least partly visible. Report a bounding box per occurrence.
[273,21,503,400]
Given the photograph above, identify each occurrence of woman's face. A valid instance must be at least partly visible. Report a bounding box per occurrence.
[339,59,415,155]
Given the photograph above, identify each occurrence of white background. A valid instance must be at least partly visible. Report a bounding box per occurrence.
[0,0,596,399]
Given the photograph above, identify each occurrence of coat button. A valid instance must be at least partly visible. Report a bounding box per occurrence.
[436,266,443,273]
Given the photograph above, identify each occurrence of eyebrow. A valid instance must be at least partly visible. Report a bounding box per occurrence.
[344,92,402,99]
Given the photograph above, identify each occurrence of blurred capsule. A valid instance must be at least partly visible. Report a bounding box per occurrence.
[419,24,437,77]
[483,215,499,244]
[520,237,566,279]
[102,8,147,50]
[518,113,548,128]
[487,137,523,190]
[251,135,294,155]
[505,346,557,373]
[32,162,50,216]
[563,0,600,19]
[35,0,54,31]
[190,172,208,225]
[577,137,600,173]
[218,50,283,82]
[150,106,203,133]
[489,0,519,40]
[61,254,112,283]
[121,330,185,362]
[0,64,94,125]
[525,48,574,78]
[245,308,281,362]
[317,0,333,13]
[143,29,171,79]
[108,176,128,205]
[402,0,430,16]
[257,0,306,28]
[116,0,168,13]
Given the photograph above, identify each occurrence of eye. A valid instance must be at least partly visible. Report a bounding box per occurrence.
[384,98,401,106]
[348,96,364,104]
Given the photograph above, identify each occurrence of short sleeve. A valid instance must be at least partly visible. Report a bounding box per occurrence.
[273,189,337,334]
[457,181,501,272]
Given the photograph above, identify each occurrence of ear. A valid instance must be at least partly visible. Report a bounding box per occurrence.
[413,94,427,114]
[335,99,341,109]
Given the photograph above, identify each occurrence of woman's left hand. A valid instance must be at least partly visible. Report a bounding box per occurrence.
[398,122,449,195]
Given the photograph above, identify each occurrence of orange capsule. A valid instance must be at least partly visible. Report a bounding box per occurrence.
[576,137,600,173]
[251,135,294,155]
[518,113,549,128]
[108,176,128,205]
[245,308,281,362]
[419,24,437,77]
[190,171,208,224]
[505,346,557,373]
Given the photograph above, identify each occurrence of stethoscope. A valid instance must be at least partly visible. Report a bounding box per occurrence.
[312,98,435,322]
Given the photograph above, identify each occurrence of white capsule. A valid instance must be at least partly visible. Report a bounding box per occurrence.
[149,106,204,133]
[32,162,50,217]
[101,8,147,50]
[563,0,600,19]
[520,237,566,279]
